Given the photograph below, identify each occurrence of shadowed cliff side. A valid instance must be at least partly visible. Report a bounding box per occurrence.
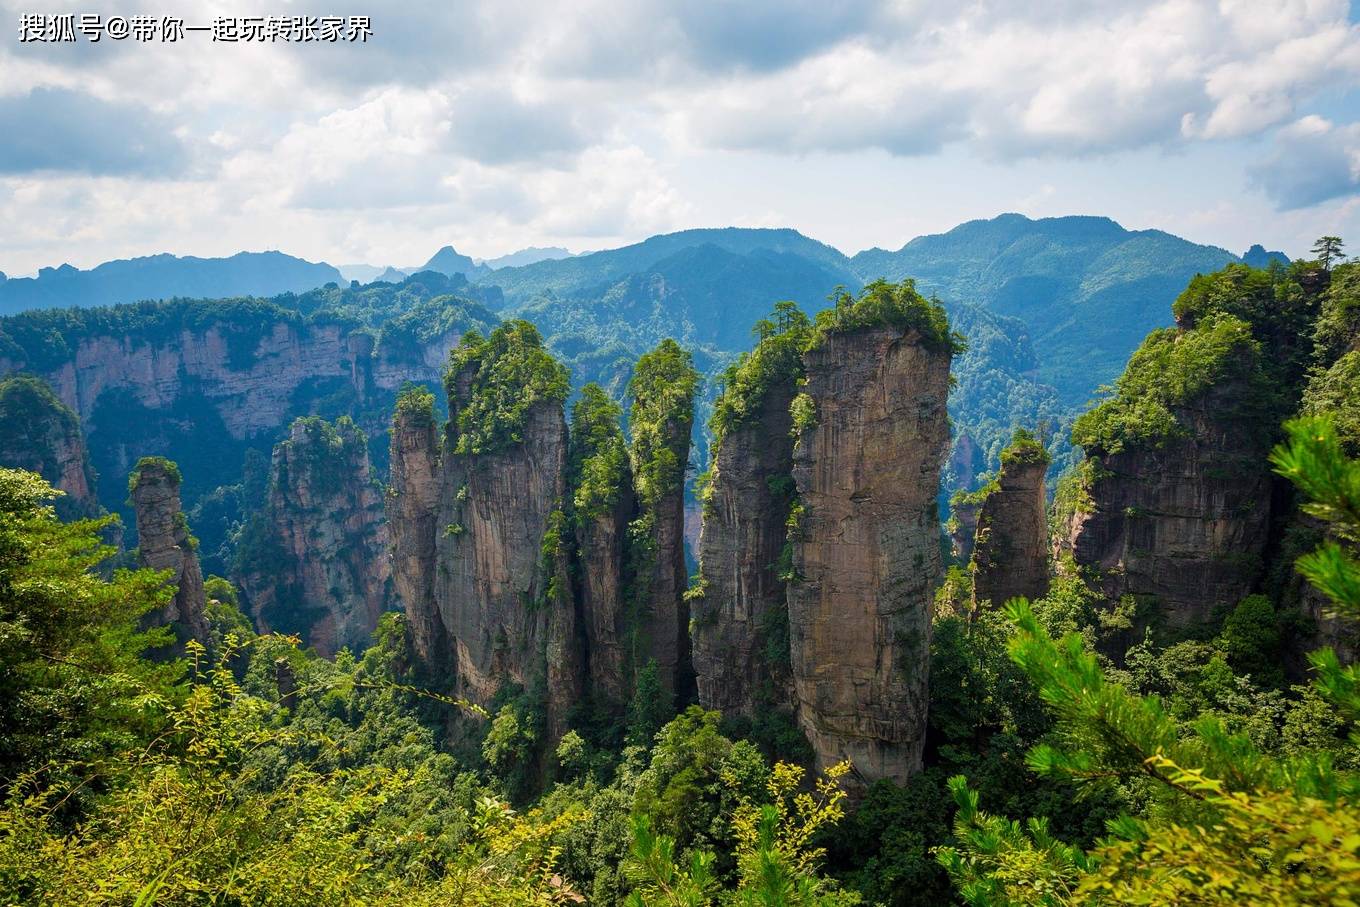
[971,429,1051,612]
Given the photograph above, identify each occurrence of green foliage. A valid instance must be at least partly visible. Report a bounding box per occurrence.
[1313,235,1346,271]
[811,279,963,354]
[393,382,436,427]
[127,455,182,493]
[999,428,1050,467]
[625,760,859,906]
[628,662,675,748]
[447,320,570,456]
[709,301,810,451]
[1301,349,1360,454]
[570,383,630,523]
[0,469,180,789]
[629,339,700,512]
[789,393,816,437]
[1071,313,1269,454]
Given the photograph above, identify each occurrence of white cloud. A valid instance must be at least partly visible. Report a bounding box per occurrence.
[1250,114,1360,209]
[0,0,1358,273]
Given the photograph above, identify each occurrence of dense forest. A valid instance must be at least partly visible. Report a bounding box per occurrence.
[1,242,1358,905]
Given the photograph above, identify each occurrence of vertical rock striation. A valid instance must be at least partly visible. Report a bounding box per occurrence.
[236,416,391,656]
[129,457,209,650]
[627,339,701,703]
[1057,315,1276,629]
[568,385,635,706]
[971,431,1051,611]
[692,306,808,719]
[0,376,99,520]
[786,286,955,784]
[396,321,582,741]
[388,387,446,672]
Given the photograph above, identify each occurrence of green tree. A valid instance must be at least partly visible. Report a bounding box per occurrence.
[1313,235,1346,271]
[0,468,180,785]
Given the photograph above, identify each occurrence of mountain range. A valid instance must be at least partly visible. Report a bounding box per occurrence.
[0,214,1288,492]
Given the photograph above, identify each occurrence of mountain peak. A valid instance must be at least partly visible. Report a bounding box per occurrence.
[1242,244,1290,268]
[422,245,480,278]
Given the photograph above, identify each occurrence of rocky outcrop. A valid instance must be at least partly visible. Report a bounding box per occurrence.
[129,458,209,650]
[568,386,636,705]
[948,494,982,563]
[1058,382,1274,628]
[388,389,447,673]
[0,311,472,442]
[692,379,798,719]
[396,322,583,742]
[971,438,1050,610]
[237,416,391,656]
[787,324,952,784]
[627,339,700,702]
[435,396,574,727]
[0,375,99,520]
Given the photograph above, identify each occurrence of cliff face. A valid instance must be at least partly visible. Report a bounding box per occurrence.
[237,417,391,656]
[0,376,99,520]
[692,381,797,718]
[395,323,582,742]
[434,397,572,720]
[627,339,700,702]
[787,325,951,783]
[388,395,446,672]
[574,485,634,704]
[971,454,1050,610]
[948,497,981,562]
[129,458,209,650]
[1059,383,1274,628]
[1,320,461,441]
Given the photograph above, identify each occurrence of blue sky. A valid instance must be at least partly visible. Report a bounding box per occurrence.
[0,0,1357,275]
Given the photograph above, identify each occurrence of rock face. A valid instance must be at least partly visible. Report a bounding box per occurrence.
[0,315,464,442]
[692,381,797,718]
[948,496,981,563]
[574,479,634,705]
[435,396,575,729]
[0,376,99,520]
[971,452,1050,611]
[627,339,700,702]
[393,324,583,742]
[1059,383,1274,628]
[388,393,446,673]
[237,417,391,656]
[129,458,209,650]
[787,325,952,783]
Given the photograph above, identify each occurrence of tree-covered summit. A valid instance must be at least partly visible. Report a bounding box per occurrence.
[445,319,571,456]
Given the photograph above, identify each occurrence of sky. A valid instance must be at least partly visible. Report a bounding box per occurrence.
[0,0,1358,276]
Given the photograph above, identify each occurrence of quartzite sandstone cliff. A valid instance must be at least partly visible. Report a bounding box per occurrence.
[971,446,1050,611]
[787,324,952,783]
[692,379,798,718]
[237,417,392,657]
[130,458,209,650]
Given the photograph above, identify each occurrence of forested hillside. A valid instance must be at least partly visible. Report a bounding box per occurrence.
[1,247,1357,903]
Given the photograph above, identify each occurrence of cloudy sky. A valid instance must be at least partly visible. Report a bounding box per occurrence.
[1,0,1358,275]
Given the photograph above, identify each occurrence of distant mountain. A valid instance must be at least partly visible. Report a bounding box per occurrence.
[421,246,489,280]
[480,227,857,308]
[478,247,574,270]
[851,214,1238,406]
[371,267,410,284]
[0,251,342,315]
[1241,244,1290,269]
[336,264,389,283]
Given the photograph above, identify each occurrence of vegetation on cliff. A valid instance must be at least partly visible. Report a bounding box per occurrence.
[708,301,810,452]
[811,278,963,354]
[569,383,629,523]
[446,319,570,456]
[628,338,700,512]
